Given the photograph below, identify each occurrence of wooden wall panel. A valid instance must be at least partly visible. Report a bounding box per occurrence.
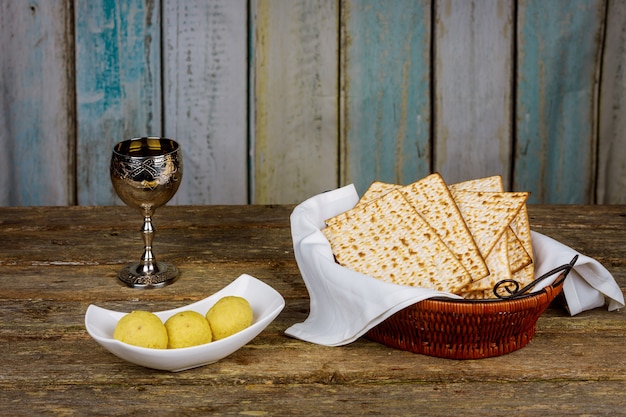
[341,0,431,196]
[434,0,514,187]
[514,0,605,204]
[75,0,161,205]
[252,0,339,204]
[164,0,248,205]
[597,0,626,204]
[0,1,74,206]
[3,0,626,206]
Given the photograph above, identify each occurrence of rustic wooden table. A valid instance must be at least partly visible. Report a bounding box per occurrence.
[1,204,625,416]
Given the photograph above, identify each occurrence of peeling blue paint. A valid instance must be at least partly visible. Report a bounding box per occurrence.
[515,0,604,203]
[75,0,161,205]
[343,0,431,195]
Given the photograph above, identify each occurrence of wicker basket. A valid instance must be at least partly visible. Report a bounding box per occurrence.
[366,261,574,360]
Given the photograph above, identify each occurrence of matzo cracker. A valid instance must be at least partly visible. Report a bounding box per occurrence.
[323,189,472,293]
[449,189,529,259]
[450,176,534,295]
[356,181,399,207]
[400,173,488,282]
[449,176,532,272]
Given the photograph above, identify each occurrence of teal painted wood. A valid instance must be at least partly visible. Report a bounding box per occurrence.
[0,1,73,206]
[341,0,432,196]
[597,0,626,204]
[5,0,626,206]
[75,0,161,205]
[514,0,605,204]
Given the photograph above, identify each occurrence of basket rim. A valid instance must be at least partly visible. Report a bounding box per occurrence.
[429,281,556,304]
[428,257,576,305]
[427,285,557,305]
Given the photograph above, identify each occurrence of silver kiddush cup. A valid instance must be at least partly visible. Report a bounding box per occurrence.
[110,137,183,288]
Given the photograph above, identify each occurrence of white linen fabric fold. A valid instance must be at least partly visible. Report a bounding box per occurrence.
[284,185,625,346]
[531,230,624,315]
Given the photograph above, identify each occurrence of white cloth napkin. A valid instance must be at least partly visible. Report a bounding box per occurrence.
[531,231,624,315]
[284,185,625,346]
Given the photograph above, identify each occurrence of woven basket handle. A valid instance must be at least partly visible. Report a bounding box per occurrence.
[493,255,578,300]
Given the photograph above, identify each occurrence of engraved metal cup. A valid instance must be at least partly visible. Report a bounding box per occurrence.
[110,137,183,288]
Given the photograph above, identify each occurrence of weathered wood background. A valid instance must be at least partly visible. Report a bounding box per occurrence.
[1,0,625,206]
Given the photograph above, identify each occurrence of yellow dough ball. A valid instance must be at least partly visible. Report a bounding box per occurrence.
[205,296,253,341]
[164,310,212,349]
[113,310,168,349]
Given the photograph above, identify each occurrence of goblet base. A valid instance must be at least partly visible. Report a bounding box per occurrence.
[117,262,180,289]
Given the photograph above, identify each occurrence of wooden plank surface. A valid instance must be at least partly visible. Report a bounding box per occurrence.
[514,0,605,203]
[252,0,339,204]
[74,0,161,205]
[0,0,74,206]
[340,0,432,195]
[434,0,514,187]
[4,1,626,207]
[164,0,248,205]
[0,204,625,415]
[597,0,626,204]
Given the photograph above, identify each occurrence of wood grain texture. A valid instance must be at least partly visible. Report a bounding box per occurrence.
[74,0,161,205]
[164,0,248,205]
[0,204,625,415]
[4,1,626,207]
[514,0,605,204]
[252,0,339,204]
[434,0,514,187]
[597,0,626,204]
[0,0,74,206]
[341,0,432,196]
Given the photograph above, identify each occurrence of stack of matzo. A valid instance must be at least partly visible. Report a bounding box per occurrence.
[322,173,534,299]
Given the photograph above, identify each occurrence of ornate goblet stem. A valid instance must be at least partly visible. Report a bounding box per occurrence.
[140,216,156,275]
[110,137,183,288]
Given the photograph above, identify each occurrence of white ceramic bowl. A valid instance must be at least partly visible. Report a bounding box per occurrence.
[85,274,285,372]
